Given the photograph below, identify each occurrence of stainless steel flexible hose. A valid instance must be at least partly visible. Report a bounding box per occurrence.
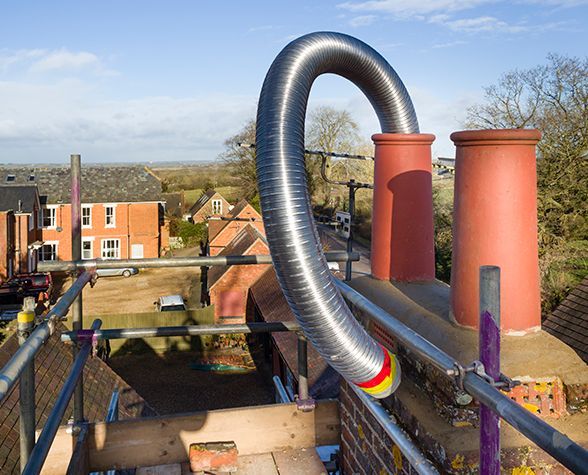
[256,31,419,397]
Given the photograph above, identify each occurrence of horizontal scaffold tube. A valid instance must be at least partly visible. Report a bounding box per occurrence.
[37,251,359,272]
[350,385,439,475]
[0,271,94,402]
[335,280,588,474]
[256,31,418,398]
[23,319,102,475]
[61,321,302,343]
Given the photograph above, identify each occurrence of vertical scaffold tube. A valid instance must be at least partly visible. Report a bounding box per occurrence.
[256,31,419,397]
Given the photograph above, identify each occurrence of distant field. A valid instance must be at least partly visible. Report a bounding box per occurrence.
[184,186,242,206]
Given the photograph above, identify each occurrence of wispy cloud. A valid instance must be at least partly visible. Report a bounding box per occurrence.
[432,40,468,48]
[337,0,494,19]
[248,25,282,33]
[349,15,377,27]
[0,48,117,76]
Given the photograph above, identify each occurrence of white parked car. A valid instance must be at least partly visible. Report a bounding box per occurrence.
[96,267,139,278]
[155,295,187,312]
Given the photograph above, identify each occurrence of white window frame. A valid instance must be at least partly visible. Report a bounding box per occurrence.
[28,214,34,231]
[104,204,116,228]
[101,238,120,259]
[41,206,57,229]
[82,205,92,228]
[39,241,58,261]
[211,199,222,215]
[82,238,94,260]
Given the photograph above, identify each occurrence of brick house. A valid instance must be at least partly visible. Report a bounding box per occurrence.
[0,166,165,263]
[208,200,265,256]
[0,186,42,279]
[189,190,230,223]
[207,225,269,323]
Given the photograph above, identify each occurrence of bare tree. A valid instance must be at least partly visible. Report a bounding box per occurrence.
[466,53,588,312]
[466,53,588,247]
[219,119,257,199]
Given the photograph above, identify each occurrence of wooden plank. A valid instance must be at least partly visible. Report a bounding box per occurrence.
[237,454,279,475]
[65,425,89,475]
[41,428,79,475]
[44,401,339,473]
[136,464,182,475]
[272,448,328,475]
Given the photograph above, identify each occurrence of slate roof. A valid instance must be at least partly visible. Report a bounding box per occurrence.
[163,192,184,218]
[208,225,267,288]
[249,267,340,399]
[0,323,156,474]
[189,189,217,216]
[543,276,588,363]
[0,166,162,205]
[0,185,39,213]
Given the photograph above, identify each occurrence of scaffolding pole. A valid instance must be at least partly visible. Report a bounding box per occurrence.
[23,319,102,475]
[70,153,85,424]
[37,250,359,272]
[0,272,94,402]
[334,279,588,474]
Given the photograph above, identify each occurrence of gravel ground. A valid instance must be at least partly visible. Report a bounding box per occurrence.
[108,349,275,414]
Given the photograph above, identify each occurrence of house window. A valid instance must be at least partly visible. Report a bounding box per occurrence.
[211,199,222,215]
[82,206,92,228]
[82,239,93,260]
[104,205,116,228]
[101,239,120,259]
[39,243,58,261]
[5,174,15,183]
[28,214,34,231]
[28,174,35,182]
[41,207,56,228]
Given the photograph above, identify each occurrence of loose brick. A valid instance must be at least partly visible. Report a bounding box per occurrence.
[189,441,238,473]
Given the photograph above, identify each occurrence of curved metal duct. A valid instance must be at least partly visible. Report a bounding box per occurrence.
[256,31,419,398]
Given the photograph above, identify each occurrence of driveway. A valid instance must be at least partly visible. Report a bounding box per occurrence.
[78,267,202,315]
[318,224,372,277]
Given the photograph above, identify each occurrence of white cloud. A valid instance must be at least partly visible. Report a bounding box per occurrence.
[0,78,257,162]
[349,15,377,27]
[432,40,468,48]
[0,48,117,76]
[432,15,529,32]
[337,0,494,18]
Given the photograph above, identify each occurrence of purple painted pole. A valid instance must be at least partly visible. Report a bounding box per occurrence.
[479,265,501,474]
[70,154,84,423]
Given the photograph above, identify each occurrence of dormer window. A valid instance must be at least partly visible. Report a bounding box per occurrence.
[28,174,35,182]
[5,174,15,183]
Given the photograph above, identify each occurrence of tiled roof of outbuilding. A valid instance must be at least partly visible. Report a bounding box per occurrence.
[0,166,162,204]
[543,276,588,363]
[249,267,340,399]
[0,323,156,474]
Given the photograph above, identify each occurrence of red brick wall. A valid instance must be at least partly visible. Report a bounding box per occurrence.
[40,202,162,260]
[0,212,12,280]
[210,239,270,322]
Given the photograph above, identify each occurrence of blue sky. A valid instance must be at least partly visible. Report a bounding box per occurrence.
[1,0,587,163]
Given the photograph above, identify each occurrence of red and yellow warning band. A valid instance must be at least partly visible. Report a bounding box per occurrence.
[355,346,401,399]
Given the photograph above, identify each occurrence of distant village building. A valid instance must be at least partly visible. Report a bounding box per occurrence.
[0,166,166,265]
[0,186,42,279]
[189,189,230,223]
[208,200,265,256]
[207,226,269,323]
[162,191,185,219]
